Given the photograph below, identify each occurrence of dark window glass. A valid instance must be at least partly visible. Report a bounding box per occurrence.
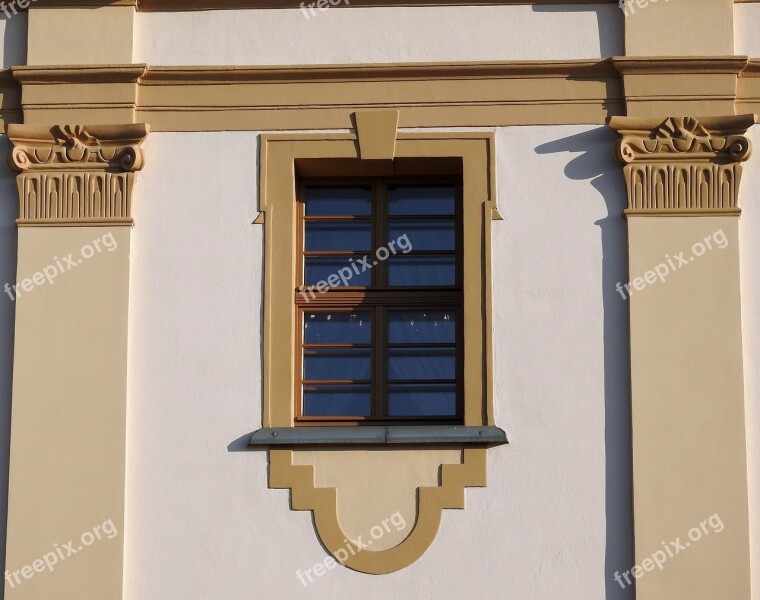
[303,384,372,416]
[388,256,456,286]
[387,384,457,417]
[388,186,455,216]
[387,347,457,381]
[298,180,461,422]
[388,220,455,251]
[305,257,372,287]
[304,349,371,381]
[304,187,372,216]
[305,222,372,251]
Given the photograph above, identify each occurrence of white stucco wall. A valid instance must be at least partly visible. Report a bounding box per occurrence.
[134,5,623,66]
[125,125,633,599]
[739,125,760,600]
[734,3,760,57]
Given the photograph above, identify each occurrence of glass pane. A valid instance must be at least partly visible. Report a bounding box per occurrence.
[306,222,372,251]
[388,347,456,381]
[387,256,456,287]
[303,384,371,416]
[388,311,456,345]
[305,187,372,216]
[304,312,371,345]
[305,257,372,287]
[388,384,457,417]
[388,186,455,216]
[388,220,455,251]
[304,349,371,381]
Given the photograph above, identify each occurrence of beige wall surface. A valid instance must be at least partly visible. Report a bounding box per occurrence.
[4,227,131,600]
[26,7,133,66]
[625,0,733,56]
[628,216,751,600]
[0,135,18,600]
[739,125,760,600]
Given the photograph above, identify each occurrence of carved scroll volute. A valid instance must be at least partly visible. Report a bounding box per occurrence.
[609,115,757,215]
[6,124,149,226]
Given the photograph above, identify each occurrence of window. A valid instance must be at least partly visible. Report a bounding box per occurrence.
[295,179,463,425]
[253,130,499,436]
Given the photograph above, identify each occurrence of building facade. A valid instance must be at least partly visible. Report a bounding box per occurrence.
[0,1,758,598]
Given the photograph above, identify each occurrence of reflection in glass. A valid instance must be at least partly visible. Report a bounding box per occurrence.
[388,311,455,344]
[304,312,371,345]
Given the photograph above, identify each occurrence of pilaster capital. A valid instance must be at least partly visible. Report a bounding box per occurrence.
[6,123,149,226]
[609,115,757,216]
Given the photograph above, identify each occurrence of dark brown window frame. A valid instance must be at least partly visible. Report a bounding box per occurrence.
[294,175,464,426]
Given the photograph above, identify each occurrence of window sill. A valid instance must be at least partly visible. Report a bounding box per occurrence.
[248,425,508,447]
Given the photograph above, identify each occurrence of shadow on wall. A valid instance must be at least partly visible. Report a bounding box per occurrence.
[532,4,624,58]
[535,127,634,600]
[0,135,18,600]
[1,12,27,69]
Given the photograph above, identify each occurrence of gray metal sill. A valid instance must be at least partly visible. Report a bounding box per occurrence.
[249,425,508,447]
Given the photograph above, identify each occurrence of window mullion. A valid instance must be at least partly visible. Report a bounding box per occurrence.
[372,306,386,417]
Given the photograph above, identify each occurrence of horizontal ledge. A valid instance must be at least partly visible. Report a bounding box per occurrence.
[16,218,135,227]
[249,425,508,446]
[624,208,741,217]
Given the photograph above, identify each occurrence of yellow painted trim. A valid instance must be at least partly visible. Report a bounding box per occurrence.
[259,128,499,573]
[10,60,622,128]
[354,110,399,160]
[269,448,487,574]
[8,58,760,131]
[26,5,136,67]
[259,130,496,428]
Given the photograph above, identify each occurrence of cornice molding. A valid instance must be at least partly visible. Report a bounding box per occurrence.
[12,64,146,85]
[612,56,750,76]
[608,115,757,216]
[27,0,759,10]
[6,123,149,226]
[7,58,760,131]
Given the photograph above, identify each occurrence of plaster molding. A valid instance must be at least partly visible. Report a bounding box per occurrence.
[354,110,399,160]
[6,123,149,226]
[609,115,757,215]
[269,448,487,574]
